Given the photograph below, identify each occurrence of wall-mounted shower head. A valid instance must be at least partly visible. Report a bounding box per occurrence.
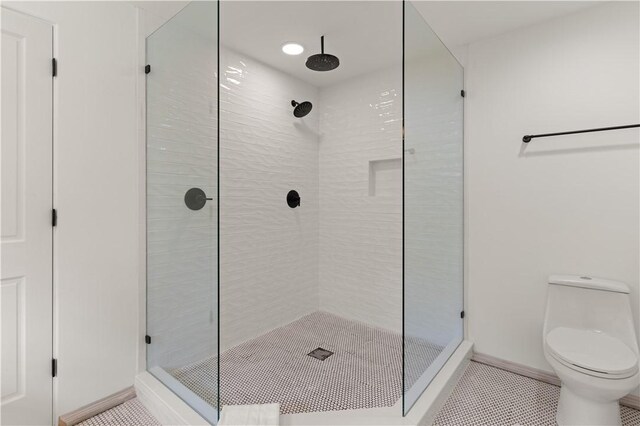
[306,36,340,72]
[291,100,313,118]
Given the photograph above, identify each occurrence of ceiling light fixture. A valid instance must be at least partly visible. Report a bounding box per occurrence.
[282,43,304,56]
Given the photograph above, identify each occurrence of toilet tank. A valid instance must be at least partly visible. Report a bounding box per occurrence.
[544,275,639,352]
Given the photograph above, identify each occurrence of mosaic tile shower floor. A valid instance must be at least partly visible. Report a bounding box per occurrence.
[170,311,443,414]
[77,398,160,426]
[433,361,640,426]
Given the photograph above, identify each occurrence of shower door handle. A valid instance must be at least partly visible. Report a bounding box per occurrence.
[185,187,212,211]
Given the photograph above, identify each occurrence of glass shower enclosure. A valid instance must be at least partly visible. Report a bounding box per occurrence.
[145,1,463,422]
[145,1,218,421]
[403,1,464,413]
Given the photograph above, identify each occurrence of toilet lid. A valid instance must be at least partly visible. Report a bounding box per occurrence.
[546,327,638,377]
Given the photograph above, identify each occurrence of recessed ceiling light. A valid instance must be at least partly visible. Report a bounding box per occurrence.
[282,43,304,56]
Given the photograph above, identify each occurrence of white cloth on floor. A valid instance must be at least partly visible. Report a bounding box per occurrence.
[218,404,280,426]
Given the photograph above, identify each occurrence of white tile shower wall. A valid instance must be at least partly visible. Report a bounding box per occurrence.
[318,67,403,332]
[466,1,640,396]
[146,10,218,370]
[146,19,459,363]
[219,48,320,350]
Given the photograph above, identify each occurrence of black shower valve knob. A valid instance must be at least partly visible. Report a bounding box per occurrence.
[185,187,212,210]
[287,190,301,208]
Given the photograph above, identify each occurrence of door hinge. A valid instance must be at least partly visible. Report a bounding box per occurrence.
[145,64,151,74]
[460,310,465,319]
[52,359,57,377]
[145,335,151,344]
[52,209,57,227]
[460,89,465,98]
[52,58,57,77]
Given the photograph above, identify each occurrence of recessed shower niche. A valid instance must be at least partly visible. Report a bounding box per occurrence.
[145,0,463,422]
[369,158,402,197]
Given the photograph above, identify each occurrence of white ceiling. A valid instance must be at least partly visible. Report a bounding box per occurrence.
[130,1,188,21]
[412,1,600,49]
[220,1,403,87]
[133,1,601,87]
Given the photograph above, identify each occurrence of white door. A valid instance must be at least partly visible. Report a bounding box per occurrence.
[1,8,53,425]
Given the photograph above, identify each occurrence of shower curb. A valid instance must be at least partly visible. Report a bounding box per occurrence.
[136,341,473,425]
[136,371,210,426]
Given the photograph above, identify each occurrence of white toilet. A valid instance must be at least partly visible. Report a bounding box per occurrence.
[543,275,639,426]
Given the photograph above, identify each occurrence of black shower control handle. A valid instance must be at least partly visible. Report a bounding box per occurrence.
[185,187,212,210]
[287,190,301,208]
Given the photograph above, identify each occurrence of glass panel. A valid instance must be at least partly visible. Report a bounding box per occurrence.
[403,0,464,414]
[146,2,218,422]
[218,0,403,415]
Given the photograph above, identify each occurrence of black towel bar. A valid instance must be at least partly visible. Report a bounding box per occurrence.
[522,124,640,143]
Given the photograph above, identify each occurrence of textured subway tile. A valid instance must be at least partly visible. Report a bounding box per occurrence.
[147,23,320,365]
[219,47,319,350]
[318,68,403,333]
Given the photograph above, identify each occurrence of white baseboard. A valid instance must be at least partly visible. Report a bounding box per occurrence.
[621,394,640,410]
[471,352,640,410]
[58,387,136,426]
[472,352,561,386]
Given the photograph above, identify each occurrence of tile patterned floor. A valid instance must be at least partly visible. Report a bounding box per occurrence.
[171,311,443,414]
[77,398,160,426]
[82,360,640,425]
[433,361,640,426]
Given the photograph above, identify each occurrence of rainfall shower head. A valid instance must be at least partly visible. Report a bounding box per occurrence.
[291,100,313,118]
[306,36,340,72]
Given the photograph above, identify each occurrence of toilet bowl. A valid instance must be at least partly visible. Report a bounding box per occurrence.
[543,275,640,426]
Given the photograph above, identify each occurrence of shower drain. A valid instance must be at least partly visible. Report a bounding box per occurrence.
[307,347,334,361]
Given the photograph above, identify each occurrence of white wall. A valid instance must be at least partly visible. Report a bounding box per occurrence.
[135,0,190,378]
[219,48,320,350]
[404,51,464,347]
[318,67,403,332]
[4,0,140,416]
[466,1,640,396]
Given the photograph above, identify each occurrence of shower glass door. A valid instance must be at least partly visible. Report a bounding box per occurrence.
[146,1,219,422]
[403,0,464,414]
